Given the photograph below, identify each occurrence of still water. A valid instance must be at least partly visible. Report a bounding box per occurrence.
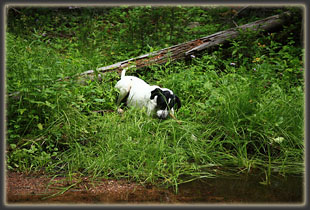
[175,174,304,203]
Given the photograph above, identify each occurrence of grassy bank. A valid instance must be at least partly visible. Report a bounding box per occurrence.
[6,6,304,190]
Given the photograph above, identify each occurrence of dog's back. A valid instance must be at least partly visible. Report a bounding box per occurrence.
[115,70,148,91]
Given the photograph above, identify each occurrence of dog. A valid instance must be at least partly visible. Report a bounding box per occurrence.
[115,69,181,119]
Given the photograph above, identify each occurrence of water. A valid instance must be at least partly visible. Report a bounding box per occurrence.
[175,174,304,203]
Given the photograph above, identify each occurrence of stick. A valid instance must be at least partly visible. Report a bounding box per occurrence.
[169,112,182,124]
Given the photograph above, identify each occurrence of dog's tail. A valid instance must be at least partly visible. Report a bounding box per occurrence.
[121,69,126,79]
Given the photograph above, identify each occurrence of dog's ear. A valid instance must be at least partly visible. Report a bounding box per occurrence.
[150,88,162,100]
[174,95,181,110]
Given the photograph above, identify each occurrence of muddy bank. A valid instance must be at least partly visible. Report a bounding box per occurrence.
[5,171,304,205]
[6,172,176,204]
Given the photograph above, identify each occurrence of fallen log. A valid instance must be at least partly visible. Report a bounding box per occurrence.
[74,11,291,78]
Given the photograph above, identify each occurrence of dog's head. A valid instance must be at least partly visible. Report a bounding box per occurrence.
[150,88,181,119]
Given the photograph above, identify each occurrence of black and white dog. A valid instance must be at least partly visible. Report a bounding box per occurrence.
[115,69,181,119]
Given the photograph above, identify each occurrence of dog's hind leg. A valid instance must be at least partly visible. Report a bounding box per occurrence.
[116,90,128,114]
[116,87,130,106]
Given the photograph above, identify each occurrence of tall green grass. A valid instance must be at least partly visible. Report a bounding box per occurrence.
[6,7,304,190]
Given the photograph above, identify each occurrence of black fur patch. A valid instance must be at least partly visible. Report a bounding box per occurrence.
[150,88,181,110]
[117,91,129,109]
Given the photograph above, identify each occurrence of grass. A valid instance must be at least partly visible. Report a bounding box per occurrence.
[5,6,304,191]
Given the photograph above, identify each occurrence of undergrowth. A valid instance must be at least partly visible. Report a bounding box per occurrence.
[5,6,304,191]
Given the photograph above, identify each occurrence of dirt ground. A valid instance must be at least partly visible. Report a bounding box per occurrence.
[6,171,223,205]
[6,171,178,204]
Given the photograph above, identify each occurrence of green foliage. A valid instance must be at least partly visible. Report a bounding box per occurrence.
[6,6,304,189]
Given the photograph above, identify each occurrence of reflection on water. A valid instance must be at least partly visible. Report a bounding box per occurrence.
[175,174,304,203]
